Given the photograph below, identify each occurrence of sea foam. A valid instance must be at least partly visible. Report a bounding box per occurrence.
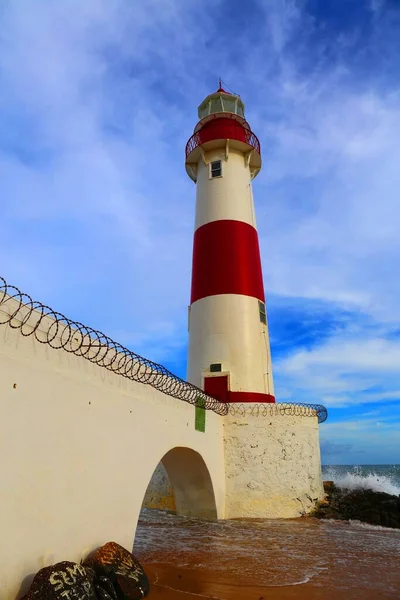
[323,466,400,496]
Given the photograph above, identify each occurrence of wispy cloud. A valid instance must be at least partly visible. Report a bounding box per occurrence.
[274,321,400,407]
[0,0,216,344]
[1,0,400,459]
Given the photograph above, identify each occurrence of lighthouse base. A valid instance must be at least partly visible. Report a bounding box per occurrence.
[223,408,324,519]
[141,408,324,520]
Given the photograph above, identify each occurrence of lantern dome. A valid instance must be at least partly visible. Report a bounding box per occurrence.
[197,89,245,121]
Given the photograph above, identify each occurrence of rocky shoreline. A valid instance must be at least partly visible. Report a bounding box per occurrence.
[312,481,400,529]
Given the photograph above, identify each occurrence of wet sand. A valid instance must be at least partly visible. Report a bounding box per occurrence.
[135,509,400,600]
[144,562,397,600]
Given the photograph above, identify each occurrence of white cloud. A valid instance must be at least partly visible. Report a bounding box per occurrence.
[281,338,400,373]
[256,85,400,324]
[1,0,400,411]
[274,330,400,407]
[261,0,302,54]
[0,0,217,355]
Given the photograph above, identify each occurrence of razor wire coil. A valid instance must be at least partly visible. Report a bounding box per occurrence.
[229,402,327,423]
[0,276,327,422]
[0,276,227,416]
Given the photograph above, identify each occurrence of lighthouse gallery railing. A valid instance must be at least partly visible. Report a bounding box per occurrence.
[186,118,261,158]
[0,276,327,422]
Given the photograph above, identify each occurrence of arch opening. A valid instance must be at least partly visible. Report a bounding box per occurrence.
[142,447,218,520]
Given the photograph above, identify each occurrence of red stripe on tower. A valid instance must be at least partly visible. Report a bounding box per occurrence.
[204,376,275,404]
[190,220,265,304]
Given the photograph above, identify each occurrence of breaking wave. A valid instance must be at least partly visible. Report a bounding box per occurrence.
[323,465,400,496]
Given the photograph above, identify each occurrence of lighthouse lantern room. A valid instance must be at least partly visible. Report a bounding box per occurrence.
[185,85,275,405]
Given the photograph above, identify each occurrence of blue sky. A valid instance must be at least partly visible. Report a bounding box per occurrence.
[1,0,399,464]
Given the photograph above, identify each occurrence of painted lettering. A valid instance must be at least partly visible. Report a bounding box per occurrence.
[49,565,87,594]
[49,572,64,592]
[82,580,92,595]
[66,564,85,581]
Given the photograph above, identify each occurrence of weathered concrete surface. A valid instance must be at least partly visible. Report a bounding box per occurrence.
[143,463,176,512]
[0,310,225,600]
[224,411,324,518]
[145,412,325,521]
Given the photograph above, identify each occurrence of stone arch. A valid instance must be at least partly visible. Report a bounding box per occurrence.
[143,447,218,520]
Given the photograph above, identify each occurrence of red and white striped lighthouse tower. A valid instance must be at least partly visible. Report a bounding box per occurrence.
[185,85,275,404]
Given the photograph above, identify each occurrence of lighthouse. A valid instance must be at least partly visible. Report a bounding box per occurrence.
[139,86,323,521]
[132,86,323,521]
[185,86,274,405]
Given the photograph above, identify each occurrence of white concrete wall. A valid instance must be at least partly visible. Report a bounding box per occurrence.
[0,294,326,600]
[143,409,325,521]
[0,311,225,600]
[224,410,324,519]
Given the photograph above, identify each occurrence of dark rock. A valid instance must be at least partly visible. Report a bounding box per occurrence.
[312,486,400,529]
[323,480,335,494]
[83,542,150,599]
[24,561,97,600]
[359,509,381,526]
[94,575,118,600]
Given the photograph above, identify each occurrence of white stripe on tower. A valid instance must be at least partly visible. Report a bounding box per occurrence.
[185,87,275,403]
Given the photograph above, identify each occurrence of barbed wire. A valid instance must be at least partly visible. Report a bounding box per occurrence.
[0,275,327,423]
[229,403,328,424]
[0,276,228,415]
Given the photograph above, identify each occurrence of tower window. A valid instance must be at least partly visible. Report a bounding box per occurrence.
[210,363,222,372]
[210,160,222,178]
[259,301,267,325]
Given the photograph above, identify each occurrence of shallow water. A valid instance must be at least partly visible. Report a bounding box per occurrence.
[134,466,400,599]
[134,509,400,599]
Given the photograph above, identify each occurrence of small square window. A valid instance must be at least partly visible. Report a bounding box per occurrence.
[210,160,222,178]
[259,301,267,325]
[210,363,222,372]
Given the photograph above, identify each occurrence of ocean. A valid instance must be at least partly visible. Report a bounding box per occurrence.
[134,465,400,599]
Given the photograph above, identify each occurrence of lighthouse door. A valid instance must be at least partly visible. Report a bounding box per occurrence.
[204,375,229,404]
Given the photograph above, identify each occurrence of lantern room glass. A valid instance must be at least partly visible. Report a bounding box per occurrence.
[198,94,245,119]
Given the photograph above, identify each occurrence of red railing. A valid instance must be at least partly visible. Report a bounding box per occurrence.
[186,118,261,159]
